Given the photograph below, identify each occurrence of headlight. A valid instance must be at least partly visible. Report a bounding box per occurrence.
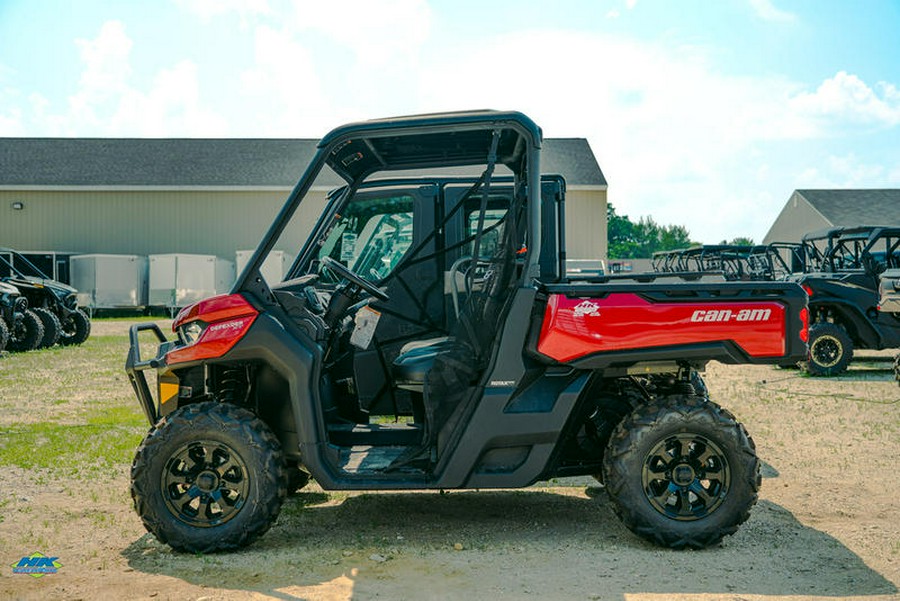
[178,320,206,345]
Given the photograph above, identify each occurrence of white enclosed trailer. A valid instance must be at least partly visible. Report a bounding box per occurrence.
[235,250,294,285]
[70,254,149,309]
[149,254,234,309]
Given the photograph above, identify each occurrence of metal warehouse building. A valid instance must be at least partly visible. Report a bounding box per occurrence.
[764,189,900,243]
[0,137,608,266]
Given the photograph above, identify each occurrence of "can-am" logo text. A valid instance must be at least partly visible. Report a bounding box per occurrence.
[690,308,772,322]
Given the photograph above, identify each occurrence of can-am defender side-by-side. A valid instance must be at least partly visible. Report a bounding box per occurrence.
[127,111,808,553]
[0,248,91,347]
[790,226,900,376]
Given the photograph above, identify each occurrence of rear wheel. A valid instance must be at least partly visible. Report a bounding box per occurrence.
[7,309,44,352]
[59,308,91,346]
[131,402,286,553]
[805,322,853,376]
[603,395,760,549]
[32,308,61,348]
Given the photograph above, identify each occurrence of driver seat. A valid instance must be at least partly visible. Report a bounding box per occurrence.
[392,337,451,392]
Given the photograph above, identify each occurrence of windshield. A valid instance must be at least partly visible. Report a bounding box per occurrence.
[317,194,414,283]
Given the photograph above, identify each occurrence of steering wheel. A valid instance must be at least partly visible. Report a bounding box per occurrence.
[320,256,389,301]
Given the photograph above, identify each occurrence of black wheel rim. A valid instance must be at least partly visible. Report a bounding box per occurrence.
[642,433,730,521]
[811,335,842,368]
[162,441,250,527]
[60,315,76,338]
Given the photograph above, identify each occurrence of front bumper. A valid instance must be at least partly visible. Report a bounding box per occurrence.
[125,323,179,426]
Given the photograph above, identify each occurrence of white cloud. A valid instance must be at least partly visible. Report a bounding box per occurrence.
[0,108,24,135]
[790,71,900,127]
[288,0,432,66]
[889,164,900,184]
[236,25,331,134]
[71,20,133,108]
[34,20,231,136]
[173,0,271,23]
[796,154,888,188]
[749,0,796,23]
[109,60,229,136]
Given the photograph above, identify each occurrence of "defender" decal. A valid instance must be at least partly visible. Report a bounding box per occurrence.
[690,308,772,322]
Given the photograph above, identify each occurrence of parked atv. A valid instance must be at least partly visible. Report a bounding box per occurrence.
[0,248,91,347]
[0,280,43,352]
[127,111,808,553]
[790,226,900,376]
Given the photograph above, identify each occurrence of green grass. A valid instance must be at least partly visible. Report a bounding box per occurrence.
[0,421,146,472]
[0,317,155,478]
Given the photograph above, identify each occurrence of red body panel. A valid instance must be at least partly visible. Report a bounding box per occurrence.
[537,293,787,363]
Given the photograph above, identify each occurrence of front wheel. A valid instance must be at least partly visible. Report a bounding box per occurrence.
[603,395,760,549]
[131,402,286,553]
[7,309,44,352]
[805,322,853,376]
[33,308,61,348]
[59,308,91,346]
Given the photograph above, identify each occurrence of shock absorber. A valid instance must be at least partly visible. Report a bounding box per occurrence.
[216,366,250,406]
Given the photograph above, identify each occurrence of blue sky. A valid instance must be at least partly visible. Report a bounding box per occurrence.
[1,0,898,244]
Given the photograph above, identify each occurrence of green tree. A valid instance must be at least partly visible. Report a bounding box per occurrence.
[720,236,755,246]
[607,203,696,258]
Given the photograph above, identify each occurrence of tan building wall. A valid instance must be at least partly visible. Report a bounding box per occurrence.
[763,192,832,244]
[2,185,607,264]
[565,187,608,261]
[0,188,328,258]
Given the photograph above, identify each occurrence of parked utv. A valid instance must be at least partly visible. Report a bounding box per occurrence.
[0,280,43,352]
[652,243,804,282]
[0,248,91,347]
[0,281,19,351]
[875,266,900,384]
[789,226,900,376]
[127,111,808,553]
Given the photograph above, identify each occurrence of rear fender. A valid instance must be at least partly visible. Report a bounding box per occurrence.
[809,300,880,347]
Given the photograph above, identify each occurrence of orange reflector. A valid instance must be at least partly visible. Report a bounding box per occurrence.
[159,382,179,405]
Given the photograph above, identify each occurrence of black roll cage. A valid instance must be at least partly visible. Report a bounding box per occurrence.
[234,112,543,305]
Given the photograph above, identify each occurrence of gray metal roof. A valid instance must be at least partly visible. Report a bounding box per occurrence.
[797,189,900,226]
[0,137,606,188]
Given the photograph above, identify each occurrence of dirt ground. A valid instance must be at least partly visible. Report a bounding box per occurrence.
[1,320,898,601]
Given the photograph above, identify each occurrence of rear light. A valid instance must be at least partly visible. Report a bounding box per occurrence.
[799,307,809,343]
[167,294,258,364]
[801,284,814,297]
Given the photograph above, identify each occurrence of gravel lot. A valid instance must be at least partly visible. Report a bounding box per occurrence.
[1,320,897,600]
